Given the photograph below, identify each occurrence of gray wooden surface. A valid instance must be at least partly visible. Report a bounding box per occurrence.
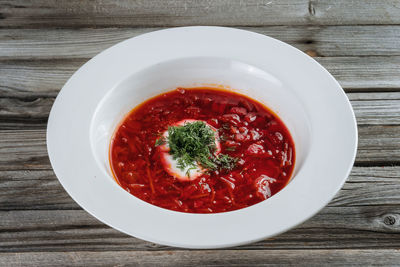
[1,0,400,266]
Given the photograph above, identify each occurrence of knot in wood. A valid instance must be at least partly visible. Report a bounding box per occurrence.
[383,215,396,226]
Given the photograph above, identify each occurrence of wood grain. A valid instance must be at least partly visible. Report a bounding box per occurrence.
[329,166,400,207]
[0,170,80,210]
[1,0,400,264]
[0,97,52,119]
[349,92,400,125]
[317,56,400,91]
[309,0,400,25]
[1,92,399,128]
[357,125,400,164]
[0,0,310,28]
[1,205,399,252]
[2,26,400,59]
[1,57,400,98]
[1,0,400,28]
[1,167,399,211]
[2,250,400,266]
[0,130,49,170]
[0,126,399,171]
[0,59,81,97]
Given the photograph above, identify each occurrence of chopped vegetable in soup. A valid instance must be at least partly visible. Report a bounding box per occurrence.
[110,87,295,213]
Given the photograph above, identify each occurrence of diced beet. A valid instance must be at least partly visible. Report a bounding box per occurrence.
[221,114,241,125]
[254,175,277,199]
[220,177,233,189]
[134,159,147,169]
[123,172,136,183]
[237,158,246,166]
[203,97,213,105]
[225,140,239,147]
[244,113,257,123]
[230,126,239,134]
[225,175,236,183]
[182,97,194,106]
[181,184,198,199]
[235,133,246,142]
[185,106,201,115]
[194,200,204,208]
[222,195,232,204]
[253,116,266,126]
[246,144,265,155]
[239,100,255,112]
[110,88,295,213]
[269,132,283,146]
[174,199,183,207]
[239,127,248,135]
[212,102,227,113]
[207,118,219,127]
[157,186,169,194]
[144,145,152,156]
[198,177,212,193]
[250,129,261,140]
[230,106,247,116]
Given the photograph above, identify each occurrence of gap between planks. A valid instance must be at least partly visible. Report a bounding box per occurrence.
[1,0,400,28]
[1,166,400,210]
[2,26,400,58]
[0,206,400,252]
[1,249,400,267]
[1,57,400,99]
[1,92,400,126]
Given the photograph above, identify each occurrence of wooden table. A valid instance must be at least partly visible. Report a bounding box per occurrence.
[1,1,400,266]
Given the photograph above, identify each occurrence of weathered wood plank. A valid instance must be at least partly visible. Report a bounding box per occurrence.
[1,0,399,263]
[349,92,400,126]
[0,28,156,60]
[309,0,400,26]
[1,167,399,211]
[0,97,53,121]
[0,125,398,171]
[2,26,400,59]
[317,57,400,90]
[1,57,400,98]
[0,0,310,28]
[357,125,400,164]
[1,92,399,129]
[0,130,49,170]
[1,0,400,28]
[0,170,80,210]
[329,166,400,207]
[0,59,81,98]
[2,250,400,267]
[1,205,399,252]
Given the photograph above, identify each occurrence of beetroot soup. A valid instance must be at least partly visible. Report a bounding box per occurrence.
[110,88,295,213]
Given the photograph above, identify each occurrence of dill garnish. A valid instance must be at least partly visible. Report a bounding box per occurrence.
[155,121,237,172]
[154,136,166,146]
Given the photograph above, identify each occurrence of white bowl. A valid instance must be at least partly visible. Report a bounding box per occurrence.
[47,26,357,248]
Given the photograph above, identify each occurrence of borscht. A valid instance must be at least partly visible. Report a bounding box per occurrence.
[110,87,295,213]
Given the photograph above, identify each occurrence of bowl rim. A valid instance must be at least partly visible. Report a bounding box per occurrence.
[47,26,358,248]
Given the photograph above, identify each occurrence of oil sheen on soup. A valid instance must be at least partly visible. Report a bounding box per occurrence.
[110,88,295,213]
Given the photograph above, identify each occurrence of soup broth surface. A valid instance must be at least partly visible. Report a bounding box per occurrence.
[110,88,295,213]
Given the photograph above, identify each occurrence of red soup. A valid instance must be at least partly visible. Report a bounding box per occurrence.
[110,88,295,213]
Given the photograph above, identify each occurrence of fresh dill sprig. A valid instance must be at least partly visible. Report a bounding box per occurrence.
[154,136,166,146]
[214,154,238,171]
[155,121,237,172]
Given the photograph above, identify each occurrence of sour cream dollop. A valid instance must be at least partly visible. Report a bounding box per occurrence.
[158,119,221,181]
